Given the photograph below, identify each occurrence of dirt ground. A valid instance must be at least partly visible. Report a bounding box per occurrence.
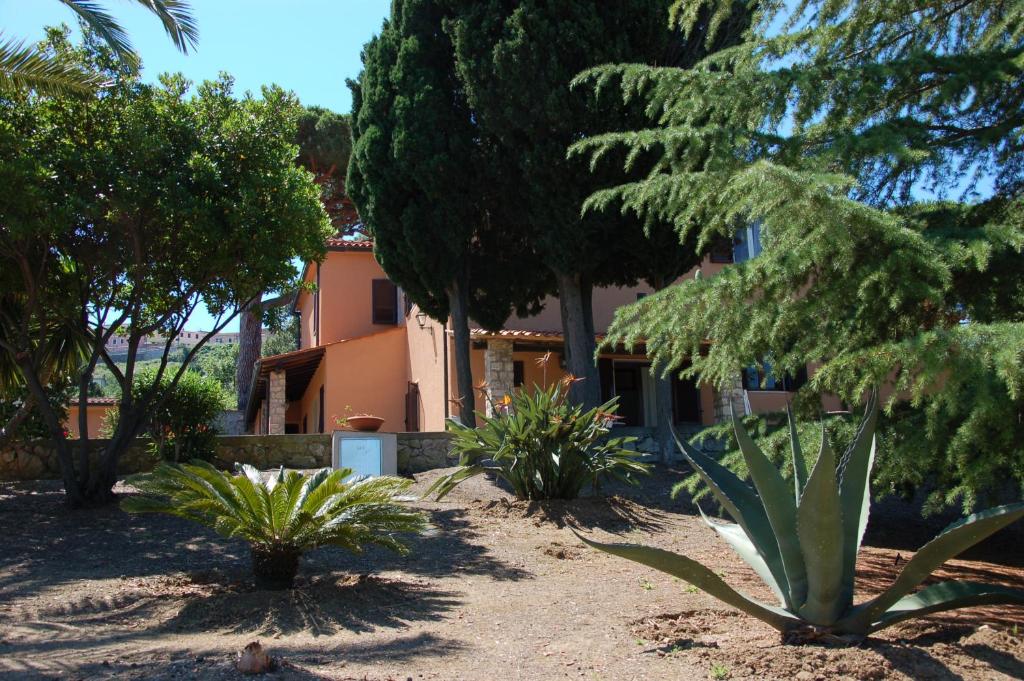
[1,466,1022,681]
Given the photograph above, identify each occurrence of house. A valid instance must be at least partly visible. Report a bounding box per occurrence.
[66,397,117,439]
[244,228,824,437]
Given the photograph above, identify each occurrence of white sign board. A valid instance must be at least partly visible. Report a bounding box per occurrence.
[331,431,398,477]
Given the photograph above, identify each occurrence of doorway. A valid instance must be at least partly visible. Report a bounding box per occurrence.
[613,363,645,426]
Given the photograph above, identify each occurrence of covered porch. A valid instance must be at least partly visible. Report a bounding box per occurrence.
[245,345,325,435]
[468,329,720,429]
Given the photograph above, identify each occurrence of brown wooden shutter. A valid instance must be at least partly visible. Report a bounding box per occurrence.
[314,263,321,343]
[405,382,420,431]
[318,385,325,433]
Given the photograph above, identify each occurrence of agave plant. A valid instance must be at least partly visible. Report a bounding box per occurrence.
[577,394,1024,640]
[427,380,648,501]
[123,461,428,589]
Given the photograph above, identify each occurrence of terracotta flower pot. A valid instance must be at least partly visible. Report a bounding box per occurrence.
[346,415,384,432]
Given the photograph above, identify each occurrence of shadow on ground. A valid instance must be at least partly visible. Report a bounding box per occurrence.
[0,480,531,600]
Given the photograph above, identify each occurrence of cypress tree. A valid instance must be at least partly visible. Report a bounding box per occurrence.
[444,0,674,409]
[348,0,548,426]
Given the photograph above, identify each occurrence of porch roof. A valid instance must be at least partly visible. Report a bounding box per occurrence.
[469,328,586,343]
[244,345,325,423]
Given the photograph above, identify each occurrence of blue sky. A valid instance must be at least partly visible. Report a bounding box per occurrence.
[0,0,391,331]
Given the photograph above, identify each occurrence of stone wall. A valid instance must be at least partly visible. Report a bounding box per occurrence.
[615,425,721,460]
[212,434,332,470]
[0,439,155,481]
[713,376,747,422]
[2,431,456,481]
[483,339,514,417]
[397,432,456,473]
[214,410,246,436]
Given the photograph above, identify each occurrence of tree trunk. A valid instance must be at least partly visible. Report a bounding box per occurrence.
[252,545,301,590]
[0,396,34,450]
[16,356,83,506]
[556,271,601,410]
[649,276,674,463]
[236,296,263,410]
[654,368,675,464]
[447,280,476,427]
[77,373,92,482]
[86,405,145,504]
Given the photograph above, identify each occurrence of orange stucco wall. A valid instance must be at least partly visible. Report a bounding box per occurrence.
[405,308,450,431]
[297,280,315,350]
[65,404,115,439]
[296,354,329,433]
[295,250,401,350]
[292,327,411,434]
[500,257,727,334]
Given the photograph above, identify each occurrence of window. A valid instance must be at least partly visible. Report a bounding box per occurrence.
[513,360,525,388]
[733,223,763,263]
[372,279,398,325]
[742,359,808,392]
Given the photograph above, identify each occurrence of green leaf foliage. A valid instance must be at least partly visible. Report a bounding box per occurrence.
[0,0,197,96]
[579,400,1024,638]
[575,0,1024,511]
[348,0,550,329]
[427,380,649,501]
[123,462,429,588]
[0,30,331,504]
[444,0,688,408]
[104,368,228,463]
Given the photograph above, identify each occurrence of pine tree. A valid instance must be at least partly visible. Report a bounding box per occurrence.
[236,106,355,411]
[573,0,1024,511]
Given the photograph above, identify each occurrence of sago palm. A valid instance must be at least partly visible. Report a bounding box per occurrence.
[578,393,1024,641]
[0,0,198,96]
[123,462,429,589]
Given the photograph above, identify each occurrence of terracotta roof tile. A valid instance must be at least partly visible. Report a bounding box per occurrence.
[326,237,374,250]
[69,396,118,406]
[470,328,572,341]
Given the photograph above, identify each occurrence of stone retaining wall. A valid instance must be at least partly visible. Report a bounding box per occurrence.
[396,432,457,473]
[1,431,456,481]
[0,439,155,481]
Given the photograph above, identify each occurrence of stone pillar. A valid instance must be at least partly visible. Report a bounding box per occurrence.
[267,369,287,435]
[483,339,514,417]
[713,375,747,422]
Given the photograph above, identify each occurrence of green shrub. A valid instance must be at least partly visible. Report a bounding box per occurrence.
[0,382,71,443]
[105,369,227,462]
[122,462,429,589]
[577,393,1024,641]
[427,380,649,501]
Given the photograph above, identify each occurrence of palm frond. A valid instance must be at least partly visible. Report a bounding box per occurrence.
[0,33,105,96]
[133,0,199,54]
[59,0,198,62]
[124,463,428,556]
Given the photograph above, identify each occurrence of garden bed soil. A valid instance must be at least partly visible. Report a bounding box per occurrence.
[0,466,1021,680]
